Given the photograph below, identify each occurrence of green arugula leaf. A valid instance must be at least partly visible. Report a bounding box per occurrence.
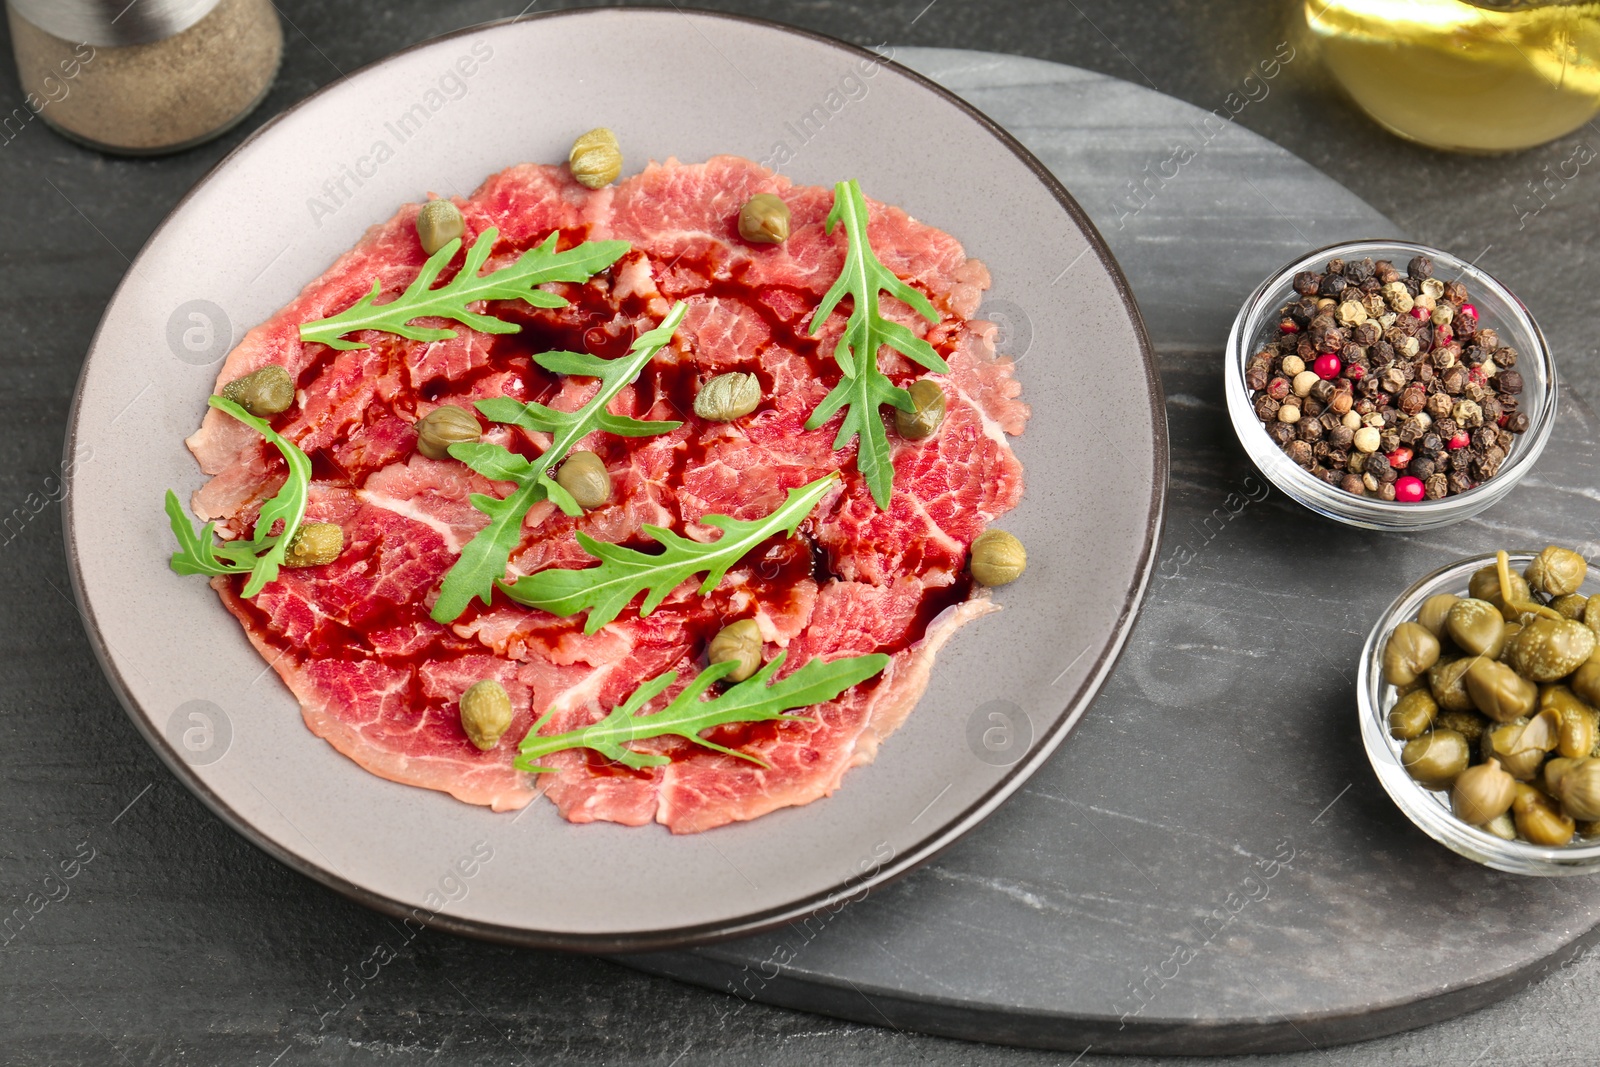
[297,228,629,351]
[499,473,838,634]
[515,650,890,773]
[429,303,687,624]
[166,395,313,597]
[805,179,950,509]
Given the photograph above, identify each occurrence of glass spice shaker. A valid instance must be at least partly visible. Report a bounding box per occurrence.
[5,0,283,155]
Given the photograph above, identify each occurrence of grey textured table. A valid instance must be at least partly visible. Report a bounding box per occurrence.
[6,3,1600,1065]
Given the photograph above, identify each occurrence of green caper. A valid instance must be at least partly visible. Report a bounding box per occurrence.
[221,364,295,417]
[1584,596,1600,636]
[1429,657,1476,713]
[459,679,513,751]
[282,522,342,568]
[737,193,790,245]
[1465,657,1537,723]
[1506,616,1598,681]
[1445,599,1505,658]
[1572,661,1600,707]
[1417,593,1461,638]
[1483,708,1560,780]
[693,372,761,422]
[707,619,763,683]
[894,379,947,441]
[1499,622,1522,660]
[1388,688,1439,740]
[1555,758,1600,821]
[1551,690,1598,760]
[1552,593,1590,620]
[569,127,622,189]
[1469,564,1533,622]
[414,404,481,460]
[1435,708,1489,746]
[1545,756,1584,796]
[1383,621,1441,687]
[416,199,465,255]
[970,529,1026,587]
[1525,545,1588,598]
[1513,784,1575,845]
[1402,728,1469,789]
[1451,760,1518,824]
[1484,811,1518,840]
[555,450,612,511]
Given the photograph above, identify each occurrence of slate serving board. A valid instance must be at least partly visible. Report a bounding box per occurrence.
[622,46,1600,1055]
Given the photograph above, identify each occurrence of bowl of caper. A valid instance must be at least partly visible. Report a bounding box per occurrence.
[1227,240,1557,531]
[1360,547,1600,875]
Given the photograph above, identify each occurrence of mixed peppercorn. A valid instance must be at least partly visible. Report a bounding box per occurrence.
[1246,254,1529,501]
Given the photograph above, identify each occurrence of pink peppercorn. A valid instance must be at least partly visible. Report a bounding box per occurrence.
[1448,432,1470,450]
[1394,476,1425,502]
[1280,319,1300,334]
[1345,364,1365,382]
[1460,304,1478,321]
[1410,306,1429,319]
[1433,326,1452,347]
[1313,353,1342,380]
[1387,447,1414,468]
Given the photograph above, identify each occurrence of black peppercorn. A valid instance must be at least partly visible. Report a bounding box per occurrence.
[1407,254,1433,279]
[1506,411,1531,434]
[1341,473,1364,495]
[1443,280,1468,305]
[1495,369,1523,394]
[1366,453,1393,480]
[1255,395,1280,421]
[1409,455,1436,481]
[1494,345,1517,367]
[1286,439,1314,466]
[1309,379,1336,403]
[1448,470,1474,493]
[1293,271,1322,296]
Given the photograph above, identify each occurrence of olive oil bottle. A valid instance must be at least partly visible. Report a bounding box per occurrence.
[1303,0,1600,151]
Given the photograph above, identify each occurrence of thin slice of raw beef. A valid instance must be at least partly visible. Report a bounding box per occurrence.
[185,156,1029,831]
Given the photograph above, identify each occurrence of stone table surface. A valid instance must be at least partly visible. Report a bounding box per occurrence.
[4,2,1600,1066]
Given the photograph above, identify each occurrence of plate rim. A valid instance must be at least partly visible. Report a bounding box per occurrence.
[62,6,1169,952]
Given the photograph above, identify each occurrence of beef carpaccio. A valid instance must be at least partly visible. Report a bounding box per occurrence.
[184,155,1029,832]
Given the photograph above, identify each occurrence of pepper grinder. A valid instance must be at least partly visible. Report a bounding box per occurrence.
[5,0,283,155]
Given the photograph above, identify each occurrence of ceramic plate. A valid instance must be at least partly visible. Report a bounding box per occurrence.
[64,10,1164,950]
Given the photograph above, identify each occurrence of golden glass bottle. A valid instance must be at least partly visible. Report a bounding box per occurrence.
[1303,0,1600,152]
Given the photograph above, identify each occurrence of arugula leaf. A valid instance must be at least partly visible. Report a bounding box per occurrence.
[429,303,687,624]
[298,228,629,351]
[499,473,838,634]
[515,650,890,773]
[166,395,313,597]
[804,180,949,509]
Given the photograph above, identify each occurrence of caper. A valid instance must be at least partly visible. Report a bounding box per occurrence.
[1451,760,1518,825]
[693,372,761,422]
[1545,756,1584,796]
[1483,708,1560,780]
[1469,564,1533,622]
[414,404,481,460]
[416,199,464,255]
[1572,661,1600,707]
[1428,657,1476,713]
[569,127,622,189]
[894,379,947,441]
[737,193,790,245]
[1435,708,1489,746]
[1445,599,1505,659]
[1525,545,1588,598]
[1402,728,1469,789]
[1513,784,1575,845]
[1552,593,1590,621]
[221,364,295,417]
[970,529,1026,587]
[459,679,513,751]
[1506,616,1597,681]
[707,618,763,683]
[1541,685,1599,758]
[1555,758,1600,821]
[1417,593,1461,638]
[1388,688,1439,740]
[1383,621,1441,687]
[283,522,343,568]
[1484,811,1518,840]
[1585,595,1600,636]
[1465,657,1537,723]
[1499,622,1522,660]
[555,450,612,511]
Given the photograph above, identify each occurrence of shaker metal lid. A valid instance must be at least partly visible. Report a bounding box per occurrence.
[9,0,224,48]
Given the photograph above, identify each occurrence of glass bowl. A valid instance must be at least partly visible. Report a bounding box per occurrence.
[1226,240,1557,531]
[1359,552,1600,876]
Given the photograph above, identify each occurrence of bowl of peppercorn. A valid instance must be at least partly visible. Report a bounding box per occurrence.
[1226,240,1556,530]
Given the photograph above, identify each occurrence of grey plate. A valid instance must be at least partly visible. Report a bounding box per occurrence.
[62,10,1164,951]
